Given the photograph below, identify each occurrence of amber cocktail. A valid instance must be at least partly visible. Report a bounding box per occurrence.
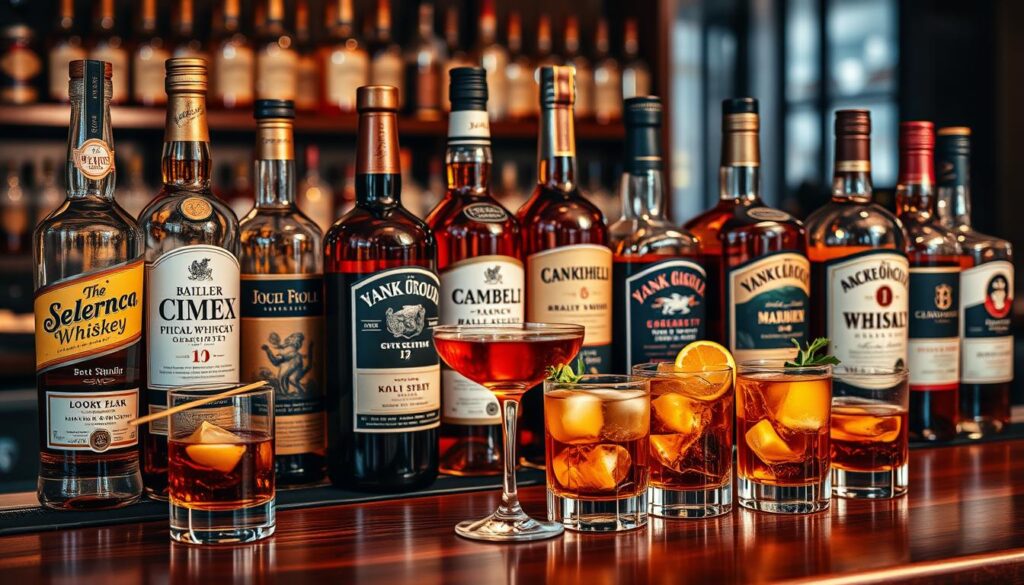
[433,323,584,542]
[633,363,733,518]
[736,361,832,514]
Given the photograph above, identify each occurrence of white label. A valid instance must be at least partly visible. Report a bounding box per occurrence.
[442,370,501,425]
[825,251,909,370]
[146,245,241,391]
[447,110,491,144]
[46,389,138,451]
[960,261,1014,383]
[908,338,960,388]
[325,49,369,110]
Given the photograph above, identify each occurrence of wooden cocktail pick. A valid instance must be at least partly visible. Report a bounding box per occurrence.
[128,381,269,427]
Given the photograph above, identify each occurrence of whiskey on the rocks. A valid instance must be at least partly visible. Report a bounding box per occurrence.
[805,110,909,370]
[324,85,440,491]
[34,60,144,509]
[239,99,325,486]
[936,127,1014,438]
[138,58,241,499]
[427,67,522,476]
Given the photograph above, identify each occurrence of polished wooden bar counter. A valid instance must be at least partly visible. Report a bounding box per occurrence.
[1,440,1023,583]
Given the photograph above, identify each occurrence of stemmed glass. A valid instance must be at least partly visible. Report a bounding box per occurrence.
[433,323,585,542]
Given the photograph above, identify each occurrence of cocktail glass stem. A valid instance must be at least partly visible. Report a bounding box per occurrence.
[497,393,522,518]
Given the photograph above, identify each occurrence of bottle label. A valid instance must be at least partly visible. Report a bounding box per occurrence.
[325,50,369,110]
[908,267,960,390]
[960,260,1014,384]
[528,244,613,372]
[447,110,490,145]
[727,252,809,362]
[256,45,297,101]
[241,274,324,455]
[45,388,139,452]
[145,245,240,433]
[615,258,706,367]
[340,267,441,433]
[132,47,170,104]
[823,250,909,370]
[34,258,143,373]
[72,138,115,181]
[440,256,523,425]
[462,203,508,223]
[214,44,255,104]
[166,95,210,142]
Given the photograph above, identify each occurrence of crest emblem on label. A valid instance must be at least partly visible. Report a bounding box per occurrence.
[72,138,115,180]
[386,305,426,338]
[463,202,508,223]
[180,196,213,221]
[934,283,953,310]
[187,258,214,281]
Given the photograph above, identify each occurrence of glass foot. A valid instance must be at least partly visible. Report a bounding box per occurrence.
[455,512,564,542]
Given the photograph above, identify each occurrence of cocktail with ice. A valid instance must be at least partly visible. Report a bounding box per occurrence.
[633,363,733,518]
[544,374,650,532]
[167,384,276,544]
[736,362,832,514]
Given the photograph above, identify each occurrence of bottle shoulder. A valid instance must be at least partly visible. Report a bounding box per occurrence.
[956,226,1013,260]
[900,214,961,255]
[139,187,240,254]
[517,187,606,232]
[426,193,520,237]
[609,217,699,257]
[805,199,906,249]
[238,208,324,243]
[325,204,436,248]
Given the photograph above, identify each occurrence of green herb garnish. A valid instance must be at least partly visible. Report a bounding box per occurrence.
[785,338,841,368]
[546,357,586,383]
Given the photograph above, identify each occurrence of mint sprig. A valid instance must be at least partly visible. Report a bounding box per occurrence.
[785,338,841,367]
[546,357,586,383]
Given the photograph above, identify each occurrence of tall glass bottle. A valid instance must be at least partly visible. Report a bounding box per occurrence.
[563,16,592,120]
[368,0,403,103]
[896,121,961,442]
[440,6,472,113]
[172,0,206,60]
[138,58,241,499]
[211,0,255,109]
[255,0,297,102]
[684,98,809,359]
[324,85,440,491]
[239,100,325,486]
[132,0,170,107]
[474,0,507,121]
[610,96,703,371]
[89,0,128,104]
[593,18,621,125]
[47,0,86,103]
[621,18,651,99]
[936,127,1014,438]
[404,2,446,120]
[503,11,534,121]
[806,110,908,371]
[427,67,521,477]
[34,60,143,509]
[322,0,368,114]
[294,0,319,112]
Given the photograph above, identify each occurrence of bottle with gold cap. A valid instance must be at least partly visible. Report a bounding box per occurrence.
[936,127,1015,438]
[324,85,440,490]
[138,58,241,499]
[33,59,144,509]
[684,98,809,360]
[239,100,325,486]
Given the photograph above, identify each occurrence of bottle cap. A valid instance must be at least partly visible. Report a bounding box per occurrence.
[254,99,295,120]
[722,97,757,115]
[624,96,661,127]
[835,109,871,136]
[624,97,662,173]
[937,126,971,157]
[70,60,112,79]
[357,85,400,112]
[539,66,575,107]
[449,67,488,112]
[165,57,208,93]
[899,121,934,150]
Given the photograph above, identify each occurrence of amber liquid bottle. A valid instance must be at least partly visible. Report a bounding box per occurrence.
[610,96,703,372]
[428,68,521,476]
[897,122,962,442]
[936,127,1014,437]
[685,98,808,360]
[517,66,611,465]
[324,86,440,491]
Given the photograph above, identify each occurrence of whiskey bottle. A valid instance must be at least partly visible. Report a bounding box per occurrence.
[440,6,473,112]
[621,18,651,99]
[474,0,507,121]
[88,0,128,104]
[368,0,403,103]
[322,0,368,114]
[563,16,593,120]
[298,144,333,231]
[806,110,908,370]
[138,58,241,499]
[535,15,558,71]
[131,0,170,107]
[255,0,298,102]
[897,121,962,442]
[34,60,144,509]
[684,98,809,359]
[239,99,325,486]
[593,18,622,125]
[427,67,522,477]
[936,127,1014,437]
[47,0,86,103]
[404,2,446,120]
[172,0,207,60]
[294,0,320,112]
[324,85,440,491]
[503,11,534,120]
[610,96,704,371]
[211,0,255,109]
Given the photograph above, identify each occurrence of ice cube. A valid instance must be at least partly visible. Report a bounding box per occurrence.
[772,381,830,432]
[183,421,246,473]
[744,419,803,464]
[832,409,902,443]
[552,444,632,492]
[650,434,687,472]
[546,391,604,444]
[599,390,650,441]
[651,392,708,436]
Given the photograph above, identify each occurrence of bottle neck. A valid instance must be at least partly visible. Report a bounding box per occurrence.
[621,169,665,220]
[896,148,936,216]
[356,109,401,206]
[254,119,296,208]
[446,109,492,195]
[719,115,761,202]
[937,151,972,227]
[162,93,212,190]
[832,134,873,202]
[537,103,577,192]
[66,75,116,201]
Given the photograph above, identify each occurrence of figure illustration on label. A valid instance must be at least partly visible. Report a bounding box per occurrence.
[258,332,314,396]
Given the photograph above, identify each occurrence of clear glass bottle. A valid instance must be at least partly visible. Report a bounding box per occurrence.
[132,0,170,106]
[211,0,254,109]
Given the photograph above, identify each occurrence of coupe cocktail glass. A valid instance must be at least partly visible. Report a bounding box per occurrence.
[736,361,832,514]
[433,323,584,542]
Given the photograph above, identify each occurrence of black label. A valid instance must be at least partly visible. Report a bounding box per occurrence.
[726,252,809,359]
[85,60,104,141]
[909,269,959,339]
[241,276,323,318]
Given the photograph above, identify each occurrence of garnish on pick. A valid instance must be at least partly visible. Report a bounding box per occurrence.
[785,338,841,368]
[546,357,585,383]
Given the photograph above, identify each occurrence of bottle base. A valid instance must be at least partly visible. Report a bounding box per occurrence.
[547,489,648,532]
[832,465,908,499]
[37,469,143,511]
[737,476,830,514]
[649,482,732,518]
[170,497,276,545]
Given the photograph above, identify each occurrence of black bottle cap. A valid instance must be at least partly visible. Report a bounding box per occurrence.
[254,99,295,120]
[449,66,488,111]
[624,96,662,127]
[624,96,662,173]
[723,97,758,115]
[937,126,971,157]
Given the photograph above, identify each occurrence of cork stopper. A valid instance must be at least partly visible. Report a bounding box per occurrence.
[70,60,112,79]
[357,85,399,112]
[165,57,208,93]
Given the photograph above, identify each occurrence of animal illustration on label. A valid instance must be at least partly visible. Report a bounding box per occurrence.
[258,332,314,395]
